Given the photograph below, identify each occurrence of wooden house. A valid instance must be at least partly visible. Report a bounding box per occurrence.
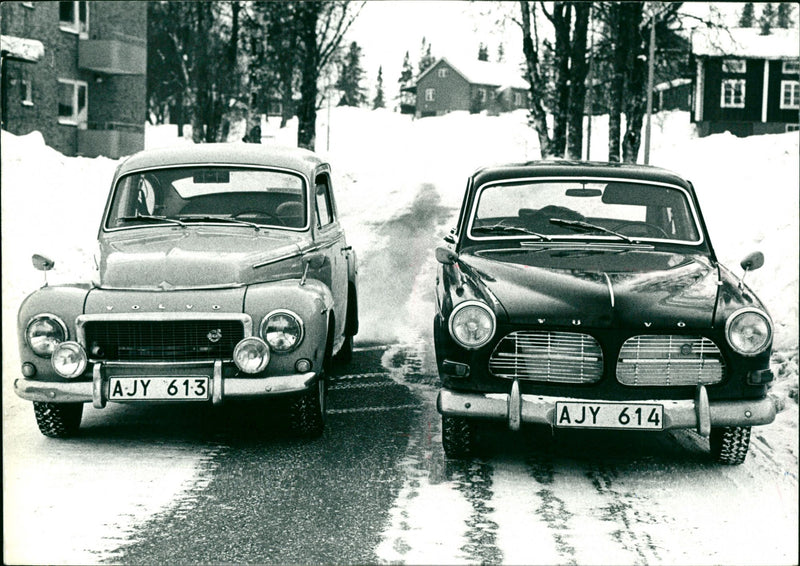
[691,27,799,136]
[408,57,529,118]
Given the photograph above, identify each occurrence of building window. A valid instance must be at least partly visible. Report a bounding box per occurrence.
[720,79,745,108]
[514,92,523,106]
[787,124,800,132]
[478,88,487,102]
[59,1,89,37]
[722,59,746,74]
[781,80,800,109]
[437,68,448,78]
[57,79,88,125]
[783,60,800,75]
[425,88,435,102]
[20,79,33,106]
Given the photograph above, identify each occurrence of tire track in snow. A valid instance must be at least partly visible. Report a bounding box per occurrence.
[585,463,662,565]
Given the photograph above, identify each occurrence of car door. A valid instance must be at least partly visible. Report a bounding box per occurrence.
[311,168,348,342]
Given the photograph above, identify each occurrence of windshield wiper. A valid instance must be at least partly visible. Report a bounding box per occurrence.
[177,215,262,230]
[549,218,635,243]
[117,214,186,228]
[473,223,551,241]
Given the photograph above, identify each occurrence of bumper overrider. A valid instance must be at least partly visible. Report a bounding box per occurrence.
[14,361,318,408]
[437,380,782,437]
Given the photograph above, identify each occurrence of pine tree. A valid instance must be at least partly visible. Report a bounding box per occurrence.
[497,43,505,63]
[336,41,367,106]
[777,3,795,27]
[419,37,435,75]
[760,3,776,34]
[739,3,756,27]
[478,42,489,61]
[397,51,414,112]
[373,66,385,109]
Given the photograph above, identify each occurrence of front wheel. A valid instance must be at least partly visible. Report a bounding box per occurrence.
[442,415,478,458]
[335,334,353,364]
[289,377,327,438]
[33,402,83,438]
[710,426,751,465]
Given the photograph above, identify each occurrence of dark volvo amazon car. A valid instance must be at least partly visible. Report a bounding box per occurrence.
[434,160,779,465]
[16,144,358,438]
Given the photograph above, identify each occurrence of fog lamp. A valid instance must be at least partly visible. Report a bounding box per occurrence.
[52,341,88,378]
[233,337,270,374]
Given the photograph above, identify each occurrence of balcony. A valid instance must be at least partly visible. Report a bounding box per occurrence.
[78,122,144,158]
[78,34,145,75]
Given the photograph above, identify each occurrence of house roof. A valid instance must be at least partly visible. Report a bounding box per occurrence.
[691,27,800,59]
[416,57,529,91]
[0,35,45,62]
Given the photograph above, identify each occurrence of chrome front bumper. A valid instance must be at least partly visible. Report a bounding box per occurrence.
[14,360,317,408]
[437,381,781,437]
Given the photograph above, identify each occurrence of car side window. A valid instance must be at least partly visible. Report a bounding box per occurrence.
[315,174,333,227]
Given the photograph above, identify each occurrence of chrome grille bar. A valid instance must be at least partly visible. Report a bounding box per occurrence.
[489,331,603,383]
[617,335,724,386]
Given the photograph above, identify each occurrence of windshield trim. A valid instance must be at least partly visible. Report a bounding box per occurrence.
[101,164,311,234]
[465,175,706,247]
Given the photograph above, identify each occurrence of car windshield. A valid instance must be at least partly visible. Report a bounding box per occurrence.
[105,166,307,230]
[469,180,701,243]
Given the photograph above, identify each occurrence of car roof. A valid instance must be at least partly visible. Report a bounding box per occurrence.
[471,160,691,189]
[116,143,326,176]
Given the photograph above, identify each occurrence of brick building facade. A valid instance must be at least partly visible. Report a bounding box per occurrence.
[1,1,146,157]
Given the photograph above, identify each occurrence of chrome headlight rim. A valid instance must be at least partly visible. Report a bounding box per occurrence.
[25,313,69,358]
[51,341,88,378]
[233,336,271,374]
[448,300,497,350]
[724,307,773,357]
[260,309,304,353]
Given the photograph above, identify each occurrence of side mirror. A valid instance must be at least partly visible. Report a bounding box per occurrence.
[435,247,458,265]
[443,228,456,245]
[304,252,326,269]
[740,251,764,273]
[32,254,55,271]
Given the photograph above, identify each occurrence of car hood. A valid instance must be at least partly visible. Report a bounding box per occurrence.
[459,247,720,328]
[98,227,310,290]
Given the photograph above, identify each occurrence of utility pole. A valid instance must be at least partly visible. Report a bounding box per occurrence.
[644,9,656,164]
[585,3,594,161]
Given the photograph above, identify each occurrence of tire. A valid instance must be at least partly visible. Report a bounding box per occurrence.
[442,415,477,458]
[335,334,353,364]
[710,426,751,465]
[33,402,83,438]
[289,377,326,438]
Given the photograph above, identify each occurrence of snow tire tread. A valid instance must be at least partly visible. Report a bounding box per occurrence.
[289,380,326,438]
[442,416,477,458]
[33,402,83,438]
[710,426,751,465]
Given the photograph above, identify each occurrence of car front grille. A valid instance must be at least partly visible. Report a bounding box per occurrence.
[488,331,604,384]
[616,335,724,386]
[82,319,246,361]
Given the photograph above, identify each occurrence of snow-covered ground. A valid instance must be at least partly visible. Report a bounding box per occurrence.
[3,107,798,564]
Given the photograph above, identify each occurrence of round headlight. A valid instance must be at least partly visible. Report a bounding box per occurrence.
[726,308,772,356]
[52,341,88,378]
[261,310,304,353]
[233,337,271,374]
[449,301,496,350]
[26,314,68,357]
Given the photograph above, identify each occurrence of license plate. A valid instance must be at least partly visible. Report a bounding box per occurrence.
[554,401,663,430]
[108,377,210,401]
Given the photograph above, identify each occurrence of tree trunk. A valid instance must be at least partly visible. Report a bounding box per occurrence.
[551,2,571,157]
[622,2,646,163]
[296,2,319,150]
[566,2,589,159]
[519,0,554,157]
[607,3,626,162]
